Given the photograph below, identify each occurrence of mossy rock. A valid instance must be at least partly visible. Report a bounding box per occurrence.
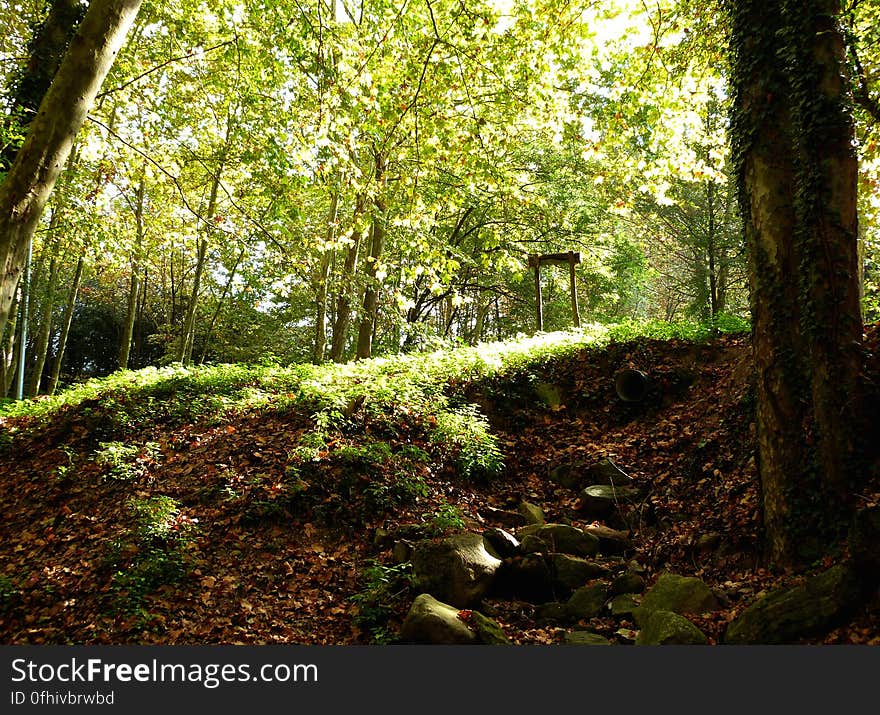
[634,573,720,625]
[565,582,608,620]
[536,524,600,557]
[534,382,564,408]
[577,485,640,517]
[610,593,639,616]
[518,502,545,526]
[723,564,863,644]
[552,554,610,592]
[482,528,520,559]
[470,610,510,645]
[564,630,612,645]
[635,610,708,645]
[411,533,501,608]
[399,594,478,644]
[608,571,646,597]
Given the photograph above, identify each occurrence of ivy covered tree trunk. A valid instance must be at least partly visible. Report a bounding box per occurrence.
[729,0,863,565]
[1,0,85,172]
[0,0,143,345]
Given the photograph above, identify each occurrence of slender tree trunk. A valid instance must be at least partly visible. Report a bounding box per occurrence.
[1,294,19,397]
[118,170,145,369]
[177,110,233,365]
[705,180,719,321]
[313,191,339,363]
[26,246,60,395]
[0,0,143,345]
[356,154,386,360]
[330,194,366,362]
[46,253,83,396]
[178,236,208,365]
[730,0,862,565]
[199,247,245,364]
[470,298,489,345]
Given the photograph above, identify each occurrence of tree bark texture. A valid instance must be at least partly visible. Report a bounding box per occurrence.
[356,154,387,360]
[1,0,86,172]
[730,0,863,565]
[0,0,143,345]
[329,194,366,362]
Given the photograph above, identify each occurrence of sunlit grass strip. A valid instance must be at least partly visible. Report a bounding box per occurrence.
[1,316,748,425]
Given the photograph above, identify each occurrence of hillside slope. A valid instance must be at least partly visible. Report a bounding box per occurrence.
[1,328,878,645]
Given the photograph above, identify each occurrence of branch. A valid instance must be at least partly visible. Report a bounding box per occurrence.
[96,40,236,99]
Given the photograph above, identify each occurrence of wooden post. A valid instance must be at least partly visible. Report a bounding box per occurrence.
[529,254,543,331]
[569,252,580,327]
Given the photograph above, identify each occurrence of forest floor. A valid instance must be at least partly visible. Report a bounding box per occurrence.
[1,328,879,645]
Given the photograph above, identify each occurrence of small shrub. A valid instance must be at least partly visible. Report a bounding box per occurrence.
[94,441,159,482]
[425,500,467,535]
[350,560,413,644]
[431,404,504,479]
[108,496,198,616]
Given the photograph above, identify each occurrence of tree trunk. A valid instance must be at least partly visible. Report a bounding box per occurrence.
[313,191,339,363]
[46,253,83,396]
[330,194,366,362]
[177,109,233,365]
[118,170,145,369]
[1,294,19,397]
[356,154,387,360]
[0,0,143,345]
[26,246,60,395]
[1,0,86,172]
[199,247,245,365]
[730,0,863,566]
[178,236,208,365]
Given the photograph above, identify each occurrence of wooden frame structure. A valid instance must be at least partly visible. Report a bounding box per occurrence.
[527,251,581,331]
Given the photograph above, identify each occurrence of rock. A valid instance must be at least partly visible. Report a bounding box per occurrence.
[608,571,646,597]
[520,534,549,555]
[610,593,639,616]
[635,610,708,645]
[534,523,600,557]
[483,528,520,559]
[634,573,721,625]
[400,594,478,644]
[696,532,722,553]
[373,528,392,549]
[583,525,634,556]
[535,602,568,623]
[392,540,413,563]
[482,507,527,529]
[584,458,635,487]
[564,631,612,645]
[723,564,863,644]
[552,554,610,592]
[548,463,586,490]
[411,533,502,608]
[518,501,545,526]
[565,582,608,620]
[493,554,556,603]
[469,610,510,645]
[576,485,639,517]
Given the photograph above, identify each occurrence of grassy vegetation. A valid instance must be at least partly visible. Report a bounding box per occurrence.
[1,318,749,489]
